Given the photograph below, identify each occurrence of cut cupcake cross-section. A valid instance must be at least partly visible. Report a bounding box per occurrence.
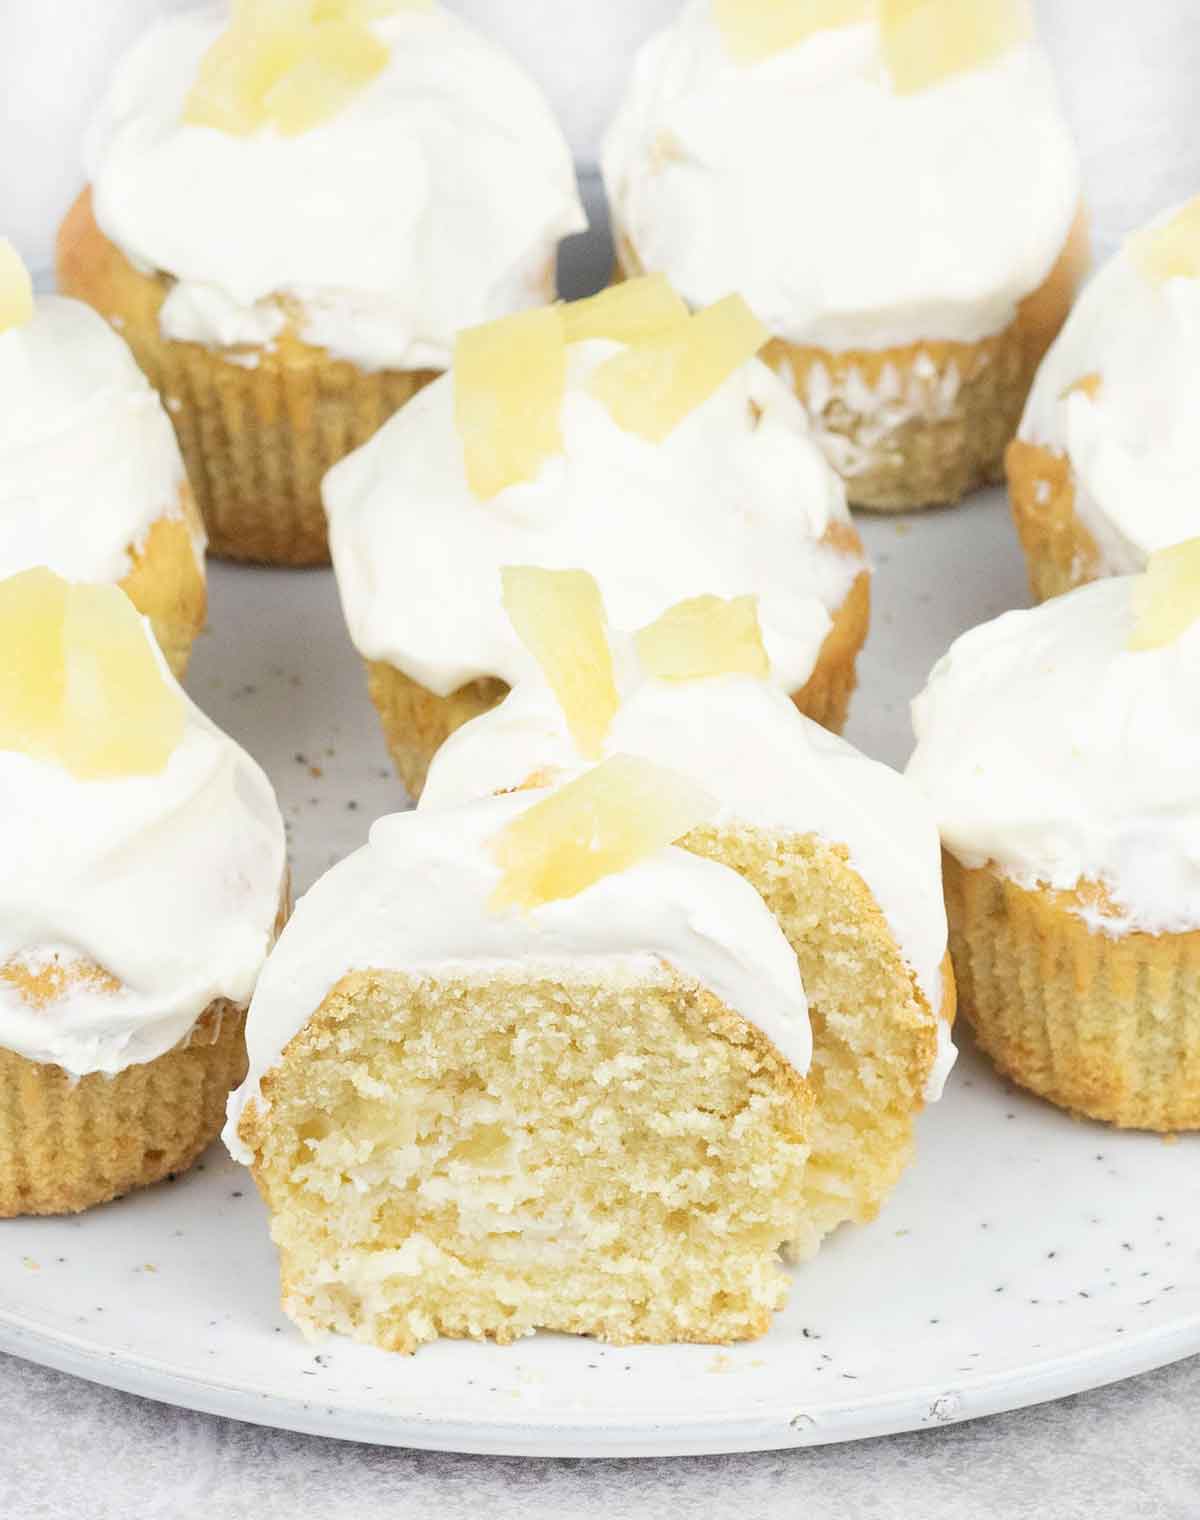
[714,0,872,65]
[1128,538,1200,652]
[881,0,1034,96]
[0,568,184,780]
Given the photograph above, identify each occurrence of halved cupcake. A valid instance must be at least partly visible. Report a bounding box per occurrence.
[908,544,1200,1130]
[603,0,1087,509]
[325,277,870,798]
[0,240,204,677]
[1009,197,1200,601]
[60,0,585,565]
[0,570,287,1214]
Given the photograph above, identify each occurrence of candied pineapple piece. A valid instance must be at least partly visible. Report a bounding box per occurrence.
[455,307,567,500]
[1128,198,1200,286]
[881,0,1033,96]
[588,295,768,443]
[0,571,183,779]
[501,567,618,758]
[562,276,690,347]
[0,240,33,334]
[1128,538,1200,652]
[715,0,872,65]
[636,594,770,682]
[0,569,68,765]
[491,755,717,911]
[184,5,390,137]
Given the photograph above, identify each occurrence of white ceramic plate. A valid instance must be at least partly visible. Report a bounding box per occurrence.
[0,490,1197,1457]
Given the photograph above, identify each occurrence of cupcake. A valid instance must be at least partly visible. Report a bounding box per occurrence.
[603,0,1087,510]
[423,567,956,1258]
[227,718,948,1350]
[1009,197,1200,602]
[325,278,871,799]
[0,241,204,678]
[59,0,586,566]
[907,548,1200,1131]
[0,569,287,1215]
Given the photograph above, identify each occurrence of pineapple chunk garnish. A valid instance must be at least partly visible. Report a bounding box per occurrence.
[881,0,1033,96]
[588,294,769,443]
[490,755,717,911]
[455,307,567,500]
[501,567,619,758]
[714,0,872,65]
[636,594,770,682]
[562,276,690,347]
[0,570,184,780]
[184,2,392,137]
[1128,198,1200,286]
[1128,539,1200,652]
[0,239,34,334]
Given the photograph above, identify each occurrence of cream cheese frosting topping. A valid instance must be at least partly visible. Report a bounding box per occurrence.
[0,642,287,1077]
[85,3,586,371]
[0,296,199,584]
[325,342,863,698]
[603,0,1080,350]
[907,576,1200,936]
[224,790,812,1160]
[422,659,949,1027]
[1020,210,1200,575]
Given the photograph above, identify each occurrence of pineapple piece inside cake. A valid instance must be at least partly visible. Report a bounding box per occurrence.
[1128,198,1200,286]
[881,0,1033,96]
[715,0,872,65]
[491,755,717,911]
[563,276,690,347]
[0,570,184,780]
[455,307,567,500]
[636,595,770,682]
[1128,538,1200,652]
[588,295,768,443]
[0,239,34,334]
[501,567,618,758]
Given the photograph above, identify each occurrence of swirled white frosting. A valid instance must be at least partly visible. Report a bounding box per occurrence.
[0,295,199,585]
[224,790,811,1161]
[0,639,288,1077]
[907,576,1200,936]
[325,341,863,699]
[603,0,1079,350]
[1020,210,1200,575]
[84,2,586,371]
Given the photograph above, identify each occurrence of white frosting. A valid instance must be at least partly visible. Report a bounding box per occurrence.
[85,3,586,371]
[0,639,287,1077]
[603,1,1079,350]
[1020,212,1200,575]
[422,661,948,1025]
[325,342,862,698]
[0,296,199,584]
[225,791,812,1161]
[908,576,1200,936]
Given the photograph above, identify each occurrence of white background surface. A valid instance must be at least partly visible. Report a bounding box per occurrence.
[3,0,1200,1513]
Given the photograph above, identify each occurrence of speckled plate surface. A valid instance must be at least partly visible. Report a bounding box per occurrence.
[0,493,1197,1456]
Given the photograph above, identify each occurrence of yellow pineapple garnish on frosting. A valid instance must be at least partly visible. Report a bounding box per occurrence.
[455,307,567,500]
[562,276,690,347]
[588,295,768,443]
[1128,539,1200,652]
[637,595,770,682]
[881,0,1033,96]
[314,0,431,20]
[0,570,184,779]
[714,0,872,65]
[491,755,717,911]
[501,567,619,759]
[1128,198,1200,286]
[184,1,391,137]
[0,569,68,764]
[0,239,34,334]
